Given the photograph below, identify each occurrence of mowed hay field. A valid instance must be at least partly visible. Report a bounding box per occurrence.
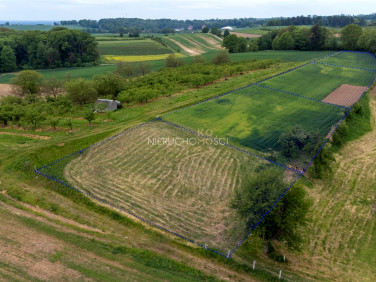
[40,121,284,254]
[259,62,376,100]
[162,34,223,56]
[163,85,344,163]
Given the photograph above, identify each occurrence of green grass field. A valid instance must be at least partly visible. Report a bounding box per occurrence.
[163,85,344,165]
[98,38,173,56]
[318,51,376,69]
[229,50,333,63]
[232,27,271,35]
[260,62,376,100]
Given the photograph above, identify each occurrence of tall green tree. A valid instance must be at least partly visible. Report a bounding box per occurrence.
[0,46,17,72]
[272,31,295,50]
[10,70,43,96]
[342,24,363,50]
[310,24,328,50]
[231,167,285,231]
[231,167,312,249]
[201,26,209,33]
[93,73,125,99]
[66,79,97,105]
[223,29,230,38]
[223,34,239,52]
[357,29,376,53]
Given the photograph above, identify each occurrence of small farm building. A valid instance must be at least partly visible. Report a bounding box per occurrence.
[221,26,233,31]
[94,99,122,112]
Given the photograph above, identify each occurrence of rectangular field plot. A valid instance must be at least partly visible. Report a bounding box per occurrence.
[38,121,297,255]
[98,39,173,56]
[317,52,376,69]
[163,85,344,167]
[259,63,375,101]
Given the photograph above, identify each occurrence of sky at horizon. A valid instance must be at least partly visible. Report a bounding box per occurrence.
[0,0,375,21]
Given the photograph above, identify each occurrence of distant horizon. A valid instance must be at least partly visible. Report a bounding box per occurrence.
[0,0,375,21]
[0,11,375,25]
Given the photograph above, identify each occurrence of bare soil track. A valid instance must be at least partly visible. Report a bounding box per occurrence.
[230,32,262,38]
[322,84,368,107]
[0,84,13,98]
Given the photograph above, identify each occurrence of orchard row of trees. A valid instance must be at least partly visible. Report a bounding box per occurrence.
[0,27,99,73]
[0,53,272,129]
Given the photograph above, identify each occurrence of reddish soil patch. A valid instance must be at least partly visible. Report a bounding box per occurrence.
[230,32,262,38]
[333,33,341,38]
[322,84,368,107]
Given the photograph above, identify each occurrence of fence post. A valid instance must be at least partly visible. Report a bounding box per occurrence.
[279,270,282,279]
[252,260,256,270]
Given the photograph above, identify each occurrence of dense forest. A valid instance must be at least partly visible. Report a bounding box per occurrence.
[0,27,99,72]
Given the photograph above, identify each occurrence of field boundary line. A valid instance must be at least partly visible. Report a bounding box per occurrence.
[158,118,302,174]
[314,61,376,72]
[34,50,376,259]
[228,62,376,258]
[252,83,349,109]
[158,51,340,119]
[302,74,376,173]
[35,118,160,172]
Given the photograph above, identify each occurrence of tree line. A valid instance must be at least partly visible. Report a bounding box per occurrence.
[0,27,99,73]
[265,14,376,27]
[60,17,266,33]
[222,24,376,54]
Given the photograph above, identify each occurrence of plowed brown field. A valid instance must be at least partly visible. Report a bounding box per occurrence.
[322,84,368,107]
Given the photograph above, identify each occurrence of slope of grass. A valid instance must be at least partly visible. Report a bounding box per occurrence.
[260,62,376,100]
[0,62,309,281]
[98,38,173,56]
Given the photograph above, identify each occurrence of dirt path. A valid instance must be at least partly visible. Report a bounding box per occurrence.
[0,131,50,140]
[231,32,262,38]
[197,34,223,49]
[0,84,13,98]
[166,38,204,56]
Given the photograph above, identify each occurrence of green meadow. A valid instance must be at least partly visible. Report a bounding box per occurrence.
[163,85,344,156]
[259,62,376,100]
[318,51,376,69]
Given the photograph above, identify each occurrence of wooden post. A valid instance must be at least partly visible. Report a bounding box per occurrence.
[252,260,256,270]
[227,250,230,258]
[279,270,282,279]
